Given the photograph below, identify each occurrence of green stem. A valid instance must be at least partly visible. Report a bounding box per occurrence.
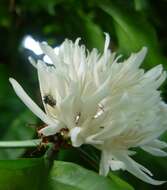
[0,139,41,148]
[44,143,56,170]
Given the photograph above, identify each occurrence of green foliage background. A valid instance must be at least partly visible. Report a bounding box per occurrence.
[0,0,167,189]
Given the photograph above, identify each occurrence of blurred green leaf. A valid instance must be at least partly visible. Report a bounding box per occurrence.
[134,0,149,11]
[0,157,48,190]
[0,65,11,101]
[20,0,62,14]
[49,161,134,190]
[100,2,167,69]
[79,12,104,51]
[0,65,31,135]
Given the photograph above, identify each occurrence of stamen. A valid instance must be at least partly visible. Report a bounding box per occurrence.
[94,104,104,118]
[75,112,81,125]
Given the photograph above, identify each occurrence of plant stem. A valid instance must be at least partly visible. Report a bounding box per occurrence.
[0,139,41,148]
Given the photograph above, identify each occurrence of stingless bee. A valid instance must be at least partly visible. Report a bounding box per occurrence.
[43,94,56,107]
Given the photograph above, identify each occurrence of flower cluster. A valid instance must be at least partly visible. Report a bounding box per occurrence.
[10,34,167,185]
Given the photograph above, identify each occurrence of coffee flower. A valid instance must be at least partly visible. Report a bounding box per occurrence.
[10,34,167,185]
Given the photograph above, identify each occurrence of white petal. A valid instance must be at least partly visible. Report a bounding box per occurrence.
[109,160,126,171]
[39,42,59,65]
[142,146,167,157]
[36,61,52,113]
[28,56,37,68]
[126,47,147,68]
[155,71,167,88]
[115,152,165,185]
[88,122,126,141]
[151,139,167,149]
[70,127,84,147]
[39,124,62,136]
[144,65,163,80]
[99,150,110,176]
[85,137,103,145]
[135,47,148,66]
[104,33,110,54]
[9,78,54,125]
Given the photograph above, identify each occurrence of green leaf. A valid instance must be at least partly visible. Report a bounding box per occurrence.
[0,158,48,190]
[49,161,134,190]
[134,0,149,11]
[100,2,167,69]
[0,110,36,159]
[79,12,104,52]
[108,172,134,190]
[20,0,62,14]
[50,181,80,190]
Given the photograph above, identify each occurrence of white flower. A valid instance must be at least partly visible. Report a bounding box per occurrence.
[9,34,167,185]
